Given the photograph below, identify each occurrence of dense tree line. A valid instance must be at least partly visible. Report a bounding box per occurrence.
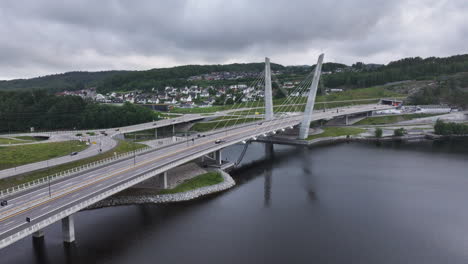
[434,120,468,135]
[322,55,468,88]
[0,71,126,92]
[0,90,158,133]
[408,73,468,108]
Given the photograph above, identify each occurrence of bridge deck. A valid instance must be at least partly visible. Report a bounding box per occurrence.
[0,104,392,249]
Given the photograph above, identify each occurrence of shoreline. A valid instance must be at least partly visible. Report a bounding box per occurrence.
[85,169,235,210]
[85,131,466,209]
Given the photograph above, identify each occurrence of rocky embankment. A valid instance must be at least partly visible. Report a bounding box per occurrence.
[86,169,235,210]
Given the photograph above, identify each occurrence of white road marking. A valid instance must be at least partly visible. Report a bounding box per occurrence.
[3,220,14,226]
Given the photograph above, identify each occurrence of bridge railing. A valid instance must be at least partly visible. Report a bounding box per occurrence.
[0,146,152,199]
[0,135,193,199]
[0,118,305,248]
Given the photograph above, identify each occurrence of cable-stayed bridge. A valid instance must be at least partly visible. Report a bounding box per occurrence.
[0,54,394,249]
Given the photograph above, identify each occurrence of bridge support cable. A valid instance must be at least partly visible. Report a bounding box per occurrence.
[228,75,265,131]
[298,53,324,139]
[234,141,250,167]
[264,57,274,120]
[209,71,265,133]
[209,71,264,132]
[252,65,316,137]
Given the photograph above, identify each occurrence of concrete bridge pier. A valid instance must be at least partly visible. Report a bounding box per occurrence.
[62,215,75,243]
[265,143,274,158]
[215,149,222,166]
[32,230,44,239]
[345,115,349,126]
[160,171,168,189]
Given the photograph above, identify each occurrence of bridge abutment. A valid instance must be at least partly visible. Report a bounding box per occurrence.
[62,215,75,243]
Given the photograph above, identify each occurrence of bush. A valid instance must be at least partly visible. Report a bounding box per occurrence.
[434,119,468,135]
[374,127,383,138]
[393,128,406,137]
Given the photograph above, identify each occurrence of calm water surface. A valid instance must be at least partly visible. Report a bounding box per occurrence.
[2,139,468,264]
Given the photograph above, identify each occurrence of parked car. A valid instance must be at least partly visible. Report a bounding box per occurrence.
[1,200,7,206]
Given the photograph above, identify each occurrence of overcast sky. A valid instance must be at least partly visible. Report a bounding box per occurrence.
[1,0,467,80]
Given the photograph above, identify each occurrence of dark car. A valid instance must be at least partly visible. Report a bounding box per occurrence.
[26,217,31,223]
[70,152,78,156]
[1,200,7,206]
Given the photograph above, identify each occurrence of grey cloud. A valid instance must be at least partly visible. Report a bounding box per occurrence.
[0,0,467,79]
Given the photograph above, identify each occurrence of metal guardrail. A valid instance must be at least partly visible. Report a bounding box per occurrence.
[0,147,151,199]
[0,122,287,248]
[0,108,388,248]
[0,136,192,199]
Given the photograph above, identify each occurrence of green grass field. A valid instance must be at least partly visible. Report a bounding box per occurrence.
[354,113,443,125]
[0,140,146,190]
[159,171,223,194]
[0,138,30,144]
[0,141,88,170]
[191,118,261,132]
[306,127,366,141]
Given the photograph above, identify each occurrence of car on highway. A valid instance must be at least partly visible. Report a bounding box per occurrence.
[26,217,31,223]
[70,152,78,156]
[215,139,225,144]
[1,200,7,206]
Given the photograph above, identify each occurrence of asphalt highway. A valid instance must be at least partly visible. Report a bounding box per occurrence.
[0,104,392,248]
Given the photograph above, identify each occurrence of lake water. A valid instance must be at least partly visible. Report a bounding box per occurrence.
[2,139,468,264]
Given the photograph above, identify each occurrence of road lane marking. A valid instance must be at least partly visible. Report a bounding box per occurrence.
[0,117,304,221]
[0,110,377,223]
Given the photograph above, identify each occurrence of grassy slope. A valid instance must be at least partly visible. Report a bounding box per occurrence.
[0,138,31,144]
[355,113,443,125]
[0,141,88,170]
[170,86,404,114]
[0,140,145,190]
[159,172,223,194]
[306,127,366,140]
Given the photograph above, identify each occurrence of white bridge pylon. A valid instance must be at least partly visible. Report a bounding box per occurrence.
[264,57,274,120]
[298,53,324,139]
[263,54,325,139]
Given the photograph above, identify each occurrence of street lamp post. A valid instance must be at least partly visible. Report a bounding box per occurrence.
[47,160,51,197]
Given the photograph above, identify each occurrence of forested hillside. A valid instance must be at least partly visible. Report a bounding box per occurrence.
[323,54,468,88]
[0,71,127,92]
[0,90,158,133]
[1,54,468,104]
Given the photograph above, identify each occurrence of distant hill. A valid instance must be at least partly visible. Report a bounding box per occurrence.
[1,54,468,94]
[0,71,128,92]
